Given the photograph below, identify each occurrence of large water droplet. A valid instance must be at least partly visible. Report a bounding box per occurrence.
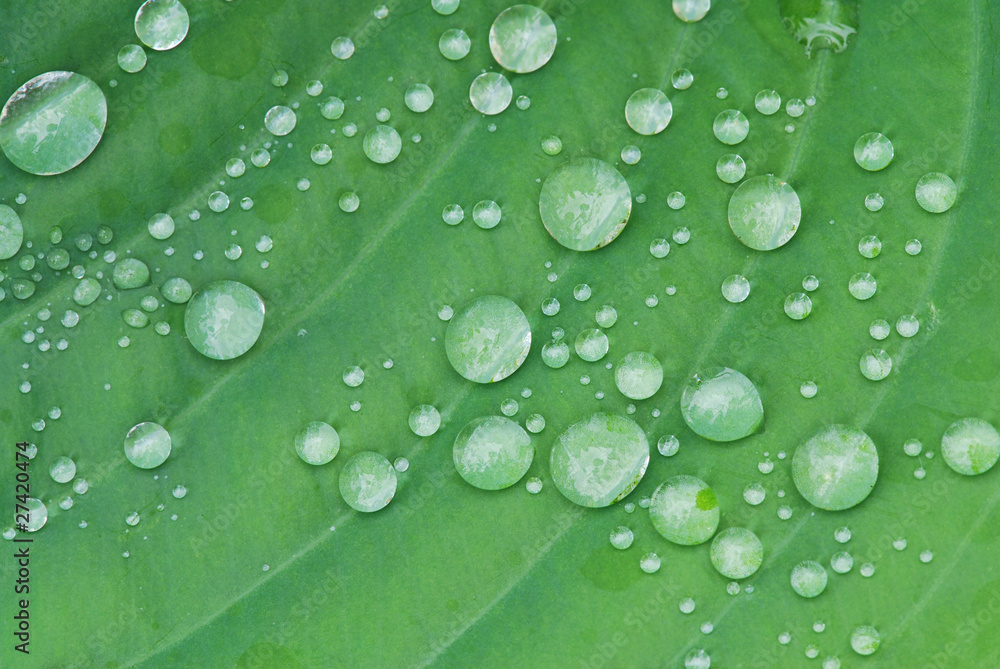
[184,280,265,360]
[680,368,764,442]
[124,421,172,469]
[294,421,340,465]
[453,416,533,490]
[0,71,107,175]
[539,158,632,251]
[940,418,1000,476]
[113,258,150,289]
[792,425,878,510]
[854,132,893,171]
[915,172,957,213]
[469,72,513,115]
[550,413,649,507]
[710,527,763,579]
[445,295,531,383]
[728,175,801,251]
[264,105,296,136]
[625,88,673,135]
[363,125,402,163]
[615,352,663,400]
[330,37,355,60]
[135,0,189,51]
[489,5,557,73]
[19,498,47,532]
[0,206,24,259]
[649,475,719,545]
[339,452,396,512]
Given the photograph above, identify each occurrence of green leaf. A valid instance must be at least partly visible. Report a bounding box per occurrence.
[2,1,999,667]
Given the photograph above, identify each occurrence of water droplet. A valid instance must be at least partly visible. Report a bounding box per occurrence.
[339,452,396,512]
[679,597,696,614]
[713,109,749,145]
[330,36,355,60]
[406,404,442,437]
[118,44,147,73]
[310,143,333,165]
[320,96,345,120]
[681,368,763,442]
[791,560,828,598]
[0,72,107,175]
[343,123,358,137]
[404,83,435,113]
[673,0,711,22]
[743,482,765,505]
[858,235,882,258]
[716,154,746,183]
[711,527,763,579]
[800,381,818,398]
[595,305,618,328]
[671,68,694,90]
[850,625,881,656]
[860,349,892,381]
[894,314,919,338]
[541,340,570,368]
[432,0,460,15]
[667,191,686,209]
[184,281,264,360]
[648,475,720,546]
[915,172,957,213]
[473,200,502,228]
[905,238,922,255]
[728,175,801,250]
[208,190,230,212]
[575,328,609,362]
[940,418,1000,476]
[339,192,360,213]
[439,28,471,60]
[864,192,884,212]
[453,416,533,490]
[716,87,728,99]
[363,125,402,163]
[784,293,812,320]
[615,352,663,400]
[48,456,76,483]
[489,5,557,73]
[778,631,791,645]
[620,144,641,165]
[854,132,893,171]
[135,0,188,50]
[848,272,877,300]
[446,295,531,383]
[124,422,171,469]
[20,498,48,532]
[469,72,513,115]
[541,297,560,316]
[294,421,340,465]
[625,88,673,135]
[264,105,296,136]
[793,425,878,510]
[919,549,934,563]
[780,0,858,55]
[539,158,632,251]
[550,413,648,507]
[251,148,271,167]
[671,227,691,246]
[649,238,670,258]
[754,89,781,115]
[860,563,875,578]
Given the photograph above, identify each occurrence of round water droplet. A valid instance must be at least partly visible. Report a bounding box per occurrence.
[550,413,649,508]
[710,527,763,579]
[124,421,171,469]
[657,435,680,457]
[903,438,922,457]
[409,405,441,437]
[123,308,150,328]
[595,305,618,328]
[453,416,532,490]
[625,88,673,135]
[575,328,609,362]
[851,625,881,656]
[919,549,933,563]
[469,72,512,115]
[184,280,265,360]
[791,560,828,598]
[848,272,877,300]
[489,5,557,74]
[649,238,670,258]
[940,418,1000,476]
[539,158,632,251]
[72,278,101,306]
[541,340,570,368]
[720,274,750,303]
[439,29,471,60]
[363,125,402,164]
[649,475,719,545]
[620,144,641,165]
[49,456,76,483]
[754,89,781,115]
[320,96,345,120]
[792,425,879,510]
[330,36,355,60]
[860,563,875,577]
[118,44,147,73]
[915,172,957,213]
[800,381,818,398]
[681,368,763,442]
[905,239,922,255]
[834,526,852,543]
[895,314,919,337]
[311,143,333,165]
[864,193,884,212]
[640,552,661,573]
[615,352,663,400]
[442,204,465,226]
[743,482,765,505]
[405,83,435,113]
[784,292,812,320]
[858,235,882,258]
[854,132,893,171]
[147,213,175,240]
[294,421,340,465]
[0,72,107,175]
[860,349,892,380]
[339,192,360,213]
[869,319,890,340]
[516,95,531,110]
[432,0,460,15]
[0,206,24,259]
[573,284,592,302]
[135,0,189,50]
[113,258,150,290]
[671,68,694,90]
[716,154,746,183]
[445,295,531,383]
[713,110,749,145]
[610,525,634,549]
[473,200,502,228]
[306,80,324,97]
[161,277,192,304]
[541,297,560,316]
[339,452,396,512]
[19,498,47,532]
[673,0,711,22]
[786,98,805,117]
[729,175,801,251]
[343,365,364,387]
[251,148,271,167]
[264,105,296,136]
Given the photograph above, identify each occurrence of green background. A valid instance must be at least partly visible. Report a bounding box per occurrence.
[1,0,998,667]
